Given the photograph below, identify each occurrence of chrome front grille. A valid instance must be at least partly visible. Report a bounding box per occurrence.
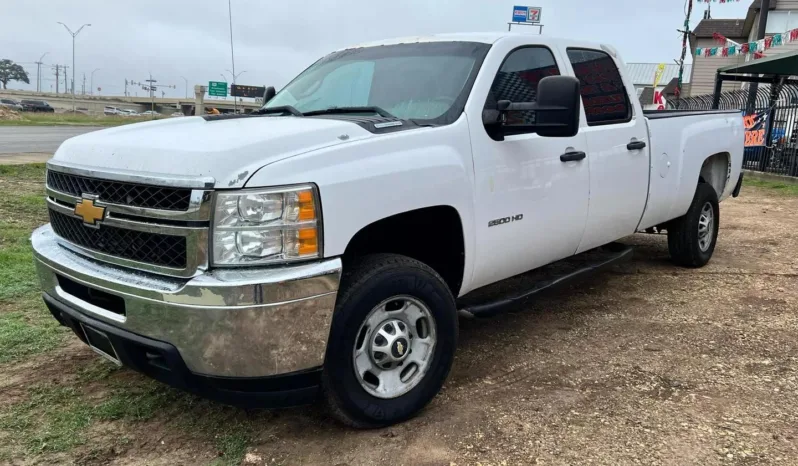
[49,210,187,268]
[47,171,192,211]
[44,162,214,278]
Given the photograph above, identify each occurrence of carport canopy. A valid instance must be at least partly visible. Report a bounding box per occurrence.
[717,49,798,76]
[712,49,798,108]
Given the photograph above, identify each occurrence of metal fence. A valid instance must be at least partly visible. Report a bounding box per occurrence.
[667,85,798,177]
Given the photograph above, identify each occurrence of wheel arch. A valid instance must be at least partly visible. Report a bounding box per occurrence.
[341,205,466,296]
[698,151,731,198]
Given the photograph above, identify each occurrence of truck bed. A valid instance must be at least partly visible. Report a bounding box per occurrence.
[638,109,744,231]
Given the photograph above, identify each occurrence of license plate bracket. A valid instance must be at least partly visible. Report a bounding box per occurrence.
[80,323,122,366]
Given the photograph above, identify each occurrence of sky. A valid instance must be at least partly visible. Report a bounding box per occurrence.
[2,0,754,98]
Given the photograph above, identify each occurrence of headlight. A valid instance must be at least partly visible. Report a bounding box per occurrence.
[212,185,321,266]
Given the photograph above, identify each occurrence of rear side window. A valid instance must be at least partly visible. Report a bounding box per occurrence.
[566,48,631,125]
[485,46,560,129]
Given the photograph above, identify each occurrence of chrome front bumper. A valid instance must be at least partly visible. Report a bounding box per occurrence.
[32,225,341,378]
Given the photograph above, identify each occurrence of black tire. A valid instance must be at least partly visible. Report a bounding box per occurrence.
[322,254,457,428]
[668,183,720,267]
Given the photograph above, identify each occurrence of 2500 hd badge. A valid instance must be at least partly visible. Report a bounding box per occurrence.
[488,214,523,227]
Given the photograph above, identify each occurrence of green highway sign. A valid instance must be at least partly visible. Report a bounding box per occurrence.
[209,81,227,97]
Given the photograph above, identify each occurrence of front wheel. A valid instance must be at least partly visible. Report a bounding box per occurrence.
[322,254,457,428]
[668,182,720,267]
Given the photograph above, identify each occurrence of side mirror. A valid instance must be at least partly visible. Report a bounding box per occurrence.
[263,86,276,104]
[535,75,581,138]
[482,75,581,140]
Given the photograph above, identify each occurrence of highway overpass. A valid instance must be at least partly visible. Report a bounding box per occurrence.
[0,89,261,115]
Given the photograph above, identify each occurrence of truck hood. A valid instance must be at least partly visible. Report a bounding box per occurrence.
[52,115,373,188]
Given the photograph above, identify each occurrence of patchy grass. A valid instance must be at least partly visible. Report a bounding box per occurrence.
[745,177,798,196]
[0,384,93,454]
[0,163,257,463]
[0,163,262,464]
[0,163,64,364]
[0,112,159,127]
[0,300,65,364]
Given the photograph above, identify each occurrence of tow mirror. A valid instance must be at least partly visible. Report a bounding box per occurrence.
[482,75,581,140]
[263,86,276,104]
[535,75,581,138]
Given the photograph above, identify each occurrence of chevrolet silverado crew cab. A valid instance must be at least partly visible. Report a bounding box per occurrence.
[32,33,744,428]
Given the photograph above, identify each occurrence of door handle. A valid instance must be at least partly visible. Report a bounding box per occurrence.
[560,151,586,162]
[627,140,647,151]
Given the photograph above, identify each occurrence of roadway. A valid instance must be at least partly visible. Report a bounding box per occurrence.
[0,126,103,155]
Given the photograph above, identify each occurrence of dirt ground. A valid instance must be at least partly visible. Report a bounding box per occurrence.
[3,184,798,465]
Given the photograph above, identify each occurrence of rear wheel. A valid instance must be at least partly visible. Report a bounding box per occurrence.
[667,183,720,267]
[322,254,457,428]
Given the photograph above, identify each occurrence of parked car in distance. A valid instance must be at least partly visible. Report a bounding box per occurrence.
[104,106,122,116]
[119,109,139,117]
[140,110,160,116]
[170,111,185,117]
[0,98,23,111]
[20,99,54,112]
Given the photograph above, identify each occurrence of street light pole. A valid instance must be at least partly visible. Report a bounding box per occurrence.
[180,76,188,99]
[58,22,91,112]
[228,0,237,113]
[90,68,100,95]
[219,74,228,101]
[224,69,246,112]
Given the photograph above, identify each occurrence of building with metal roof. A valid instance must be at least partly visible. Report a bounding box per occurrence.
[625,63,692,87]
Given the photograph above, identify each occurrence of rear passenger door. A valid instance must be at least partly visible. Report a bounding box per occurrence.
[565,48,650,253]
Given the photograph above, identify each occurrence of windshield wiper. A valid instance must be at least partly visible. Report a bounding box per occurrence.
[302,106,396,118]
[253,105,304,117]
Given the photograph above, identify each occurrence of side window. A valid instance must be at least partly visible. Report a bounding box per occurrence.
[566,48,631,125]
[485,47,560,131]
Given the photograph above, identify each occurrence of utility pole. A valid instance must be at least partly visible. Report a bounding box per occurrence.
[747,0,771,111]
[124,79,129,97]
[146,74,157,115]
[61,65,69,94]
[675,0,693,103]
[180,76,188,99]
[53,65,60,94]
[58,22,91,112]
[82,73,86,95]
[35,52,48,93]
[132,75,176,118]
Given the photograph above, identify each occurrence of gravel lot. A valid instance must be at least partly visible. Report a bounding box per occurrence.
[2,180,797,465]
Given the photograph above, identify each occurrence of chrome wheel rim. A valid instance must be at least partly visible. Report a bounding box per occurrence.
[698,202,714,252]
[352,295,437,399]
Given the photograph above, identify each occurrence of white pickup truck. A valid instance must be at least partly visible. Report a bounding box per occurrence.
[32,33,744,427]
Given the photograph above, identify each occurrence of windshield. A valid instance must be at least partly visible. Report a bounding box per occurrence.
[263,41,490,123]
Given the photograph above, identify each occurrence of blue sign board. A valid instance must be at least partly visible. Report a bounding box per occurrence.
[512,5,542,23]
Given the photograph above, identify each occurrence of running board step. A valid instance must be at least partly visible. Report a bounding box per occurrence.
[457,243,633,318]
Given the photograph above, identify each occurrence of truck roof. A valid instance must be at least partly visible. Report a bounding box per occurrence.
[342,32,613,56]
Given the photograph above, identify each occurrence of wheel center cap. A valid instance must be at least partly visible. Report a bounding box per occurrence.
[391,338,409,360]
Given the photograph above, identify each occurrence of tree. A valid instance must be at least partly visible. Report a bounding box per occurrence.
[0,59,30,89]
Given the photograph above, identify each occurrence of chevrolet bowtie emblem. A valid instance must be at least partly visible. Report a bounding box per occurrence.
[74,198,106,226]
[396,341,404,356]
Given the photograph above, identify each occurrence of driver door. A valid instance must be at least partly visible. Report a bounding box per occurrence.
[468,46,591,290]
